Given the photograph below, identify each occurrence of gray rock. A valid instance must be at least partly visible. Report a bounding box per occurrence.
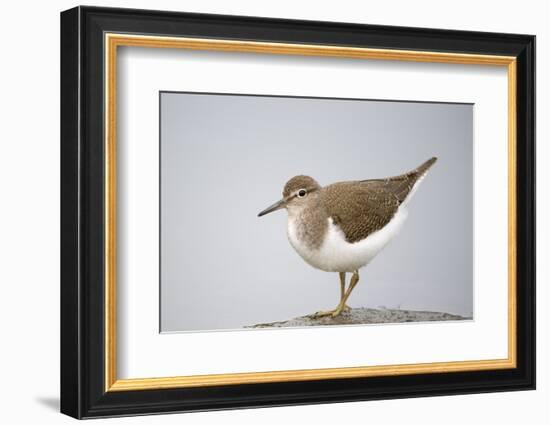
[246,307,471,328]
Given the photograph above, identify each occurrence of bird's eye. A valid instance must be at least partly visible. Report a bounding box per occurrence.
[297,189,307,198]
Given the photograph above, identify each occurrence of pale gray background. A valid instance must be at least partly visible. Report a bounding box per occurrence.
[160,92,473,332]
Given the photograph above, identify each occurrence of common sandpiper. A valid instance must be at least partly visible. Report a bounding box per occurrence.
[258,157,437,318]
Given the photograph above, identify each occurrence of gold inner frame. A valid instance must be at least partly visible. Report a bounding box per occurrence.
[104,33,517,392]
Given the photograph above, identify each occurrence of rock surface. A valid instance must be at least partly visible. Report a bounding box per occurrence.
[246,308,470,328]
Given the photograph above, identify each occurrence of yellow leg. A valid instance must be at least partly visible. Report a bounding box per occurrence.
[333,270,359,316]
[339,272,351,312]
[310,271,358,318]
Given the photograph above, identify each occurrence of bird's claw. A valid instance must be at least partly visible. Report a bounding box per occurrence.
[308,310,333,318]
[309,304,351,319]
[308,309,339,318]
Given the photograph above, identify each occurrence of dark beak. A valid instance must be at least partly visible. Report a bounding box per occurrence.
[258,198,286,217]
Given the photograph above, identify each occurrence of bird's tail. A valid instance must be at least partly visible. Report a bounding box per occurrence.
[359,157,438,204]
[396,157,437,207]
[413,157,438,177]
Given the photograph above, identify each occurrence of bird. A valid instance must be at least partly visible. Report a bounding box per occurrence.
[257,157,438,318]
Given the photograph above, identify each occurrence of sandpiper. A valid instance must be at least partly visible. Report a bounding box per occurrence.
[258,157,437,318]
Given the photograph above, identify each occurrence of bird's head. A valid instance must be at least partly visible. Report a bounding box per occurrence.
[258,175,321,217]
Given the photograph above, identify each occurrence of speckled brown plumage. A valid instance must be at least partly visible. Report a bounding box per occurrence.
[266,158,437,249]
[283,175,321,198]
[323,157,437,243]
[290,196,327,250]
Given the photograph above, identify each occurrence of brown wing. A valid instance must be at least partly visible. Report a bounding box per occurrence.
[323,181,401,243]
[324,157,437,243]
[361,157,437,203]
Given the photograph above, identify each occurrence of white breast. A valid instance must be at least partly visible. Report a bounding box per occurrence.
[287,207,408,273]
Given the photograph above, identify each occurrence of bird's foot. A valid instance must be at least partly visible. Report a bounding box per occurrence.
[308,309,338,318]
[309,304,351,319]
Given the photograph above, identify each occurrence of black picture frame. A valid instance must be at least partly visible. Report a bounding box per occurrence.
[61,5,535,419]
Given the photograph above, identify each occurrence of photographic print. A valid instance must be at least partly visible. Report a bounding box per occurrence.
[160,92,473,332]
[61,8,535,417]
